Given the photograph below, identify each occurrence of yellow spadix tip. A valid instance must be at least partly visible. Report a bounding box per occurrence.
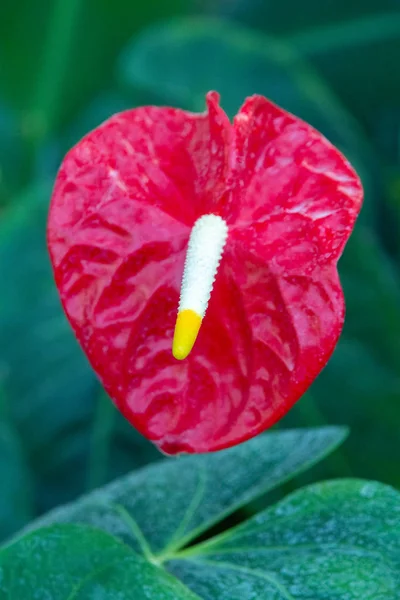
[172,309,202,360]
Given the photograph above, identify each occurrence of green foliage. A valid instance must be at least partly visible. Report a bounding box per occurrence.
[225,0,399,37]
[285,12,400,129]
[0,1,400,595]
[170,480,400,600]
[0,525,197,599]
[25,427,346,552]
[2,430,399,599]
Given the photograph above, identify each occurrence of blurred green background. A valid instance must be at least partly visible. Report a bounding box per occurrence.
[0,0,399,542]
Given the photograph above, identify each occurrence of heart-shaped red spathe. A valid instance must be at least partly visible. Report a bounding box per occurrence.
[47,91,363,454]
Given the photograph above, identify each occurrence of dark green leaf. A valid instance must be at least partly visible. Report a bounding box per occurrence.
[286,12,400,128]
[26,427,346,557]
[225,0,398,36]
[169,480,400,600]
[5,479,400,598]
[0,524,198,599]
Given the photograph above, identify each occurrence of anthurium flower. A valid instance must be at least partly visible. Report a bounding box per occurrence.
[47,92,363,454]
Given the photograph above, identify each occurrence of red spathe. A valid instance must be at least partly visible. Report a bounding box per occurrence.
[47,92,363,454]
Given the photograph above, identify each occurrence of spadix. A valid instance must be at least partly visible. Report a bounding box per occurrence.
[172,214,229,360]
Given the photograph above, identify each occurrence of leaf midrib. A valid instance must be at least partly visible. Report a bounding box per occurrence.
[175,541,388,563]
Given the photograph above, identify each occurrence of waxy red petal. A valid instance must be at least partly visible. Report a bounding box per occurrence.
[48,92,363,454]
[230,95,362,273]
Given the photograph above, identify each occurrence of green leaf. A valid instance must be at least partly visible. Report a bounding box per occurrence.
[225,0,398,37]
[4,479,400,598]
[170,480,400,600]
[0,182,159,528]
[24,427,346,558]
[286,12,400,128]
[0,525,198,599]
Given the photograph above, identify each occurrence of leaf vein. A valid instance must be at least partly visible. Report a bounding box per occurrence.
[182,558,296,600]
[160,465,208,557]
[111,503,155,562]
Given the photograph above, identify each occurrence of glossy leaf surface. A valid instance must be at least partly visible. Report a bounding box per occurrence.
[170,480,400,600]
[0,525,198,600]
[25,427,346,555]
[4,454,400,599]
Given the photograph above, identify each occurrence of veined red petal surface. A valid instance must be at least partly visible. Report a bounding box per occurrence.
[47,92,363,454]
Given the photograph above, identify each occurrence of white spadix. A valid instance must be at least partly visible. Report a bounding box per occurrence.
[172,214,229,360]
